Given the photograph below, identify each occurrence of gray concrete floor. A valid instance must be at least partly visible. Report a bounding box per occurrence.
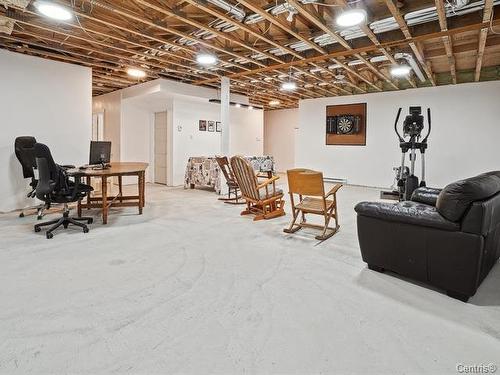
[0,183,499,374]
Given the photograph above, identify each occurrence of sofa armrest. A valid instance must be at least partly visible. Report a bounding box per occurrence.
[355,201,459,231]
[411,187,442,206]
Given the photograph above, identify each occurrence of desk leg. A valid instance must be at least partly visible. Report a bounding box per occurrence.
[118,175,123,203]
[102,176,108,224]
[86,176,91,209]
[139,171,145,214]
[77,199,82,217]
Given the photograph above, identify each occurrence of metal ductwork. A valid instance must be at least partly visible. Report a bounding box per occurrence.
[206,0,246,21]
[394,52,426,82]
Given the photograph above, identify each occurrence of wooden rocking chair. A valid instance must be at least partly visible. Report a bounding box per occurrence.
[230,155,285,221]
[284,168,342,240]
[215,156,244,204]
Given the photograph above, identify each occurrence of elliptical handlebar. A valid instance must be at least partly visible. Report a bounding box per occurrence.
[394,107,404,142]
[422,107,431,143]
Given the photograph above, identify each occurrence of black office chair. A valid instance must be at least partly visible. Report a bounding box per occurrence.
[33,143,94,239]
[14,136,46,219]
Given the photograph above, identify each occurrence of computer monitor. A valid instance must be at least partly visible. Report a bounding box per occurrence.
[89,141,111,167]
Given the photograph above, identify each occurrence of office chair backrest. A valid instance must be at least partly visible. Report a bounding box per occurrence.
[14,136,37,179]
[34,143,60,201]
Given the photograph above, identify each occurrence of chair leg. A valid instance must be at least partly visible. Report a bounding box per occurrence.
[34,204,92,238]
[284,208,302,234]
[34,218,61,232]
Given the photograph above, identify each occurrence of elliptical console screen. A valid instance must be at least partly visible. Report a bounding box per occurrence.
[403,106,424,138]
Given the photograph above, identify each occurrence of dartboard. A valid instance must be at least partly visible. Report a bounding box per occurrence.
[337,116,354,134]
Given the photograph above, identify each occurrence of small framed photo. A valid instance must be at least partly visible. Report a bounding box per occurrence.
[208,121,215,132]
[216,121,222,132]
[199,120,207,131]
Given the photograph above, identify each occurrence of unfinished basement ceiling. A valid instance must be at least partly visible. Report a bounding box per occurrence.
[0,0,499,110]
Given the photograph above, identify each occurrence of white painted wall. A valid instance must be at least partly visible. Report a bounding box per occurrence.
[0,50,92,212]
[120,99,152,183]
[170,99,264,185]
[296,81,500,188]
[230,106,264,157]
[264,108,298,172]
[172,99,221,185]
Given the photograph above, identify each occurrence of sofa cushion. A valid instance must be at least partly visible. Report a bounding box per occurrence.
[436,173,500,222]
[355,201,459,231]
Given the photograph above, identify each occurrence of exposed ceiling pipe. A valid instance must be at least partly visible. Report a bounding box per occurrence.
[206,0,246,21]
[394,52,426,82]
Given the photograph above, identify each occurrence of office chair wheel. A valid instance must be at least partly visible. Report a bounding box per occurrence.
[46,232,54,239]
[87,218,93,224]
[83,227,89,234]
[34,226,41,232]
[19,212,24,218]
[63,223,69,229]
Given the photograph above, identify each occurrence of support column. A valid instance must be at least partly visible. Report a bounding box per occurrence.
[220,77,230,155]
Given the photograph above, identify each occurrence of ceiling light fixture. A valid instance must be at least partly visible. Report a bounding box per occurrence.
[196,53,217,66]
[35,1,73,21]
[281,81,297,91]
[127,68,147,78]
[335,8,367,28]
[390,64,412,77]
[269,100,281,106]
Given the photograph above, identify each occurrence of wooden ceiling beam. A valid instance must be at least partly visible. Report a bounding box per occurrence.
[285,0,381,92]
[136,0,341,95]
[197,19,499,85]
[383,0,436,86]
[2,9,222,77]
[236,0,369,92]
[62,0,256,71]
[181,0,352,95]
[435,0,457,84]
[475,0,494,81]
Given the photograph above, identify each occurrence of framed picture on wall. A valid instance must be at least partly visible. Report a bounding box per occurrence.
[216,121,222,132]
[199,120,207,131]
[208,121,215,132]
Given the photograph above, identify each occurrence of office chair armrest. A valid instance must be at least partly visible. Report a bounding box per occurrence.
[325,184,343,198]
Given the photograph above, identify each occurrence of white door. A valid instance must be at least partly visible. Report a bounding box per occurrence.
[92,112,104,141]
[154,111,168,185]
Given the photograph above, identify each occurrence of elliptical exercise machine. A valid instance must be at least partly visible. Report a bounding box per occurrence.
[393,106,431,201]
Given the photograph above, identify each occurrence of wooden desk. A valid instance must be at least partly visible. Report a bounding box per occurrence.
[68,162,148,224]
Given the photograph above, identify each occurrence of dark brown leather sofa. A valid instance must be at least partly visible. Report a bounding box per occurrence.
[355,172,500,302]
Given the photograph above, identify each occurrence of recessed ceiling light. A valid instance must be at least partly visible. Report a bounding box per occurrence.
[269,100,281,106]
[196,53,217,66]
[390,64,412,77]
[335,9,367,28]
[281,81,297,91]
[35,1,73,21]
[127,68,146,78]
